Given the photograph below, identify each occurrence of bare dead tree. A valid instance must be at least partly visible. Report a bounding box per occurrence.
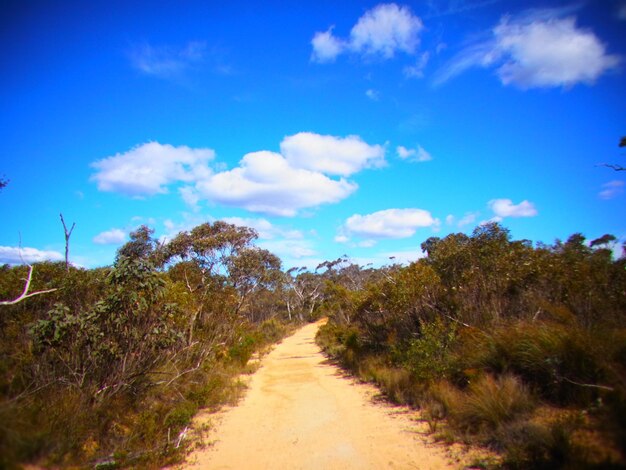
[0,264,57,305]
[60,213,75,272]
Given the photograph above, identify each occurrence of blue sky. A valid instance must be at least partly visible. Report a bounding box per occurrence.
[1,0,625,269]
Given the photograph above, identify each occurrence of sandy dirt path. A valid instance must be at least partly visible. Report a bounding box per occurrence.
[182,320,460,469]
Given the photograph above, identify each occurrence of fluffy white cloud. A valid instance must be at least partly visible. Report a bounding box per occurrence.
[494,17,621,88]
[281,132,385,176]
[397,144,432,162]
[90,142,215,197]
[599,180,624,200]
[342,208,438,240]
[129,41,206,79]
[93,228,126,245]
[195,151,357,216]
[93,133,382,216]
[311,3,423,62]
[489,198,538,217]
[435,10,621,88]
[350,3,422,57]
[311,27,346,63]
[0,246,63,265]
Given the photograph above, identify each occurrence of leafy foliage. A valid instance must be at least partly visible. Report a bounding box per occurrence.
[0,221,296,468]
[317,223,626,468]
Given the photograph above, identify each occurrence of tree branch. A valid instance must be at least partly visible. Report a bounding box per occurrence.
[597,163,626,171]
[0,265,58,305]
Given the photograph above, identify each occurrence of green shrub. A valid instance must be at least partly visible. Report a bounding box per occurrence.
[164,400,198,429]
[460,321,607,406]
[258,318,287,344]
[447,374,536,435]
[494,415,597,469]
[402,318,457,382]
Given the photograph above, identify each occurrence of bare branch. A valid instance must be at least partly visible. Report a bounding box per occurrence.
[60,213,76,272]
[598,163,626,172]
[558,375,615,392]
[0,265,58,305]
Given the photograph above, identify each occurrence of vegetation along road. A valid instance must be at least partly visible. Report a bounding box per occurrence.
[181,320,460,469]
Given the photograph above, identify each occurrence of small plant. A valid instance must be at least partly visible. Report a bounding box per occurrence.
[402,317,457,382]
[452,374,536,434]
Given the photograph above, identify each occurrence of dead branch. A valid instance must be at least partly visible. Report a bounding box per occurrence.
[597,163,626,171]
[559,375,615,392]
[60,213,76,272]
[0,264,58,305]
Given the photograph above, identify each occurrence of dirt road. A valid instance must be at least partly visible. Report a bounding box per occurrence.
[182,320,459,469]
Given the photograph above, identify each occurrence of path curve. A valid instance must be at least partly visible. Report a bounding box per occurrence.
[182,320,459,469]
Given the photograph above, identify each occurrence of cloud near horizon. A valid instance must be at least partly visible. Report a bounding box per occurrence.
[338,208,439,244]
[489,198,538,217]
[0,246,63,265]
[93,228,127,245]
[311,3,423,63]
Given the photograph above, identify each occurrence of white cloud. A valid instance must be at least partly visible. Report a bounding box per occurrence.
[342,208,438,240]
[179,186,202,210]
[129,41,206,79]
[619,4,626,20]
[458,212,479,227]
[0,246,63,265]
[350,3,423,58]
[494,17,621,88]
[311,27,346,63]
[93,133,382,216]
[435,11,621,88]
[90,142,215,197]
[480,216,503,226]
[93,228,126,245]
[258,239,317,260]
[445,214,455,225]
[599,180,625,200]
[222,217,303,240]
[396,144,432,162]
[489,198,538,217]
[404,51,430,78]
[311,3,423,62]
[195,151,357,216]
[353,247,426,268]
[365,89,380,101]
[281,132,386,176]
[161,214,211,243]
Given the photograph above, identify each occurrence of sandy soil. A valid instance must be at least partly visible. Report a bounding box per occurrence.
[181,320,466,469]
